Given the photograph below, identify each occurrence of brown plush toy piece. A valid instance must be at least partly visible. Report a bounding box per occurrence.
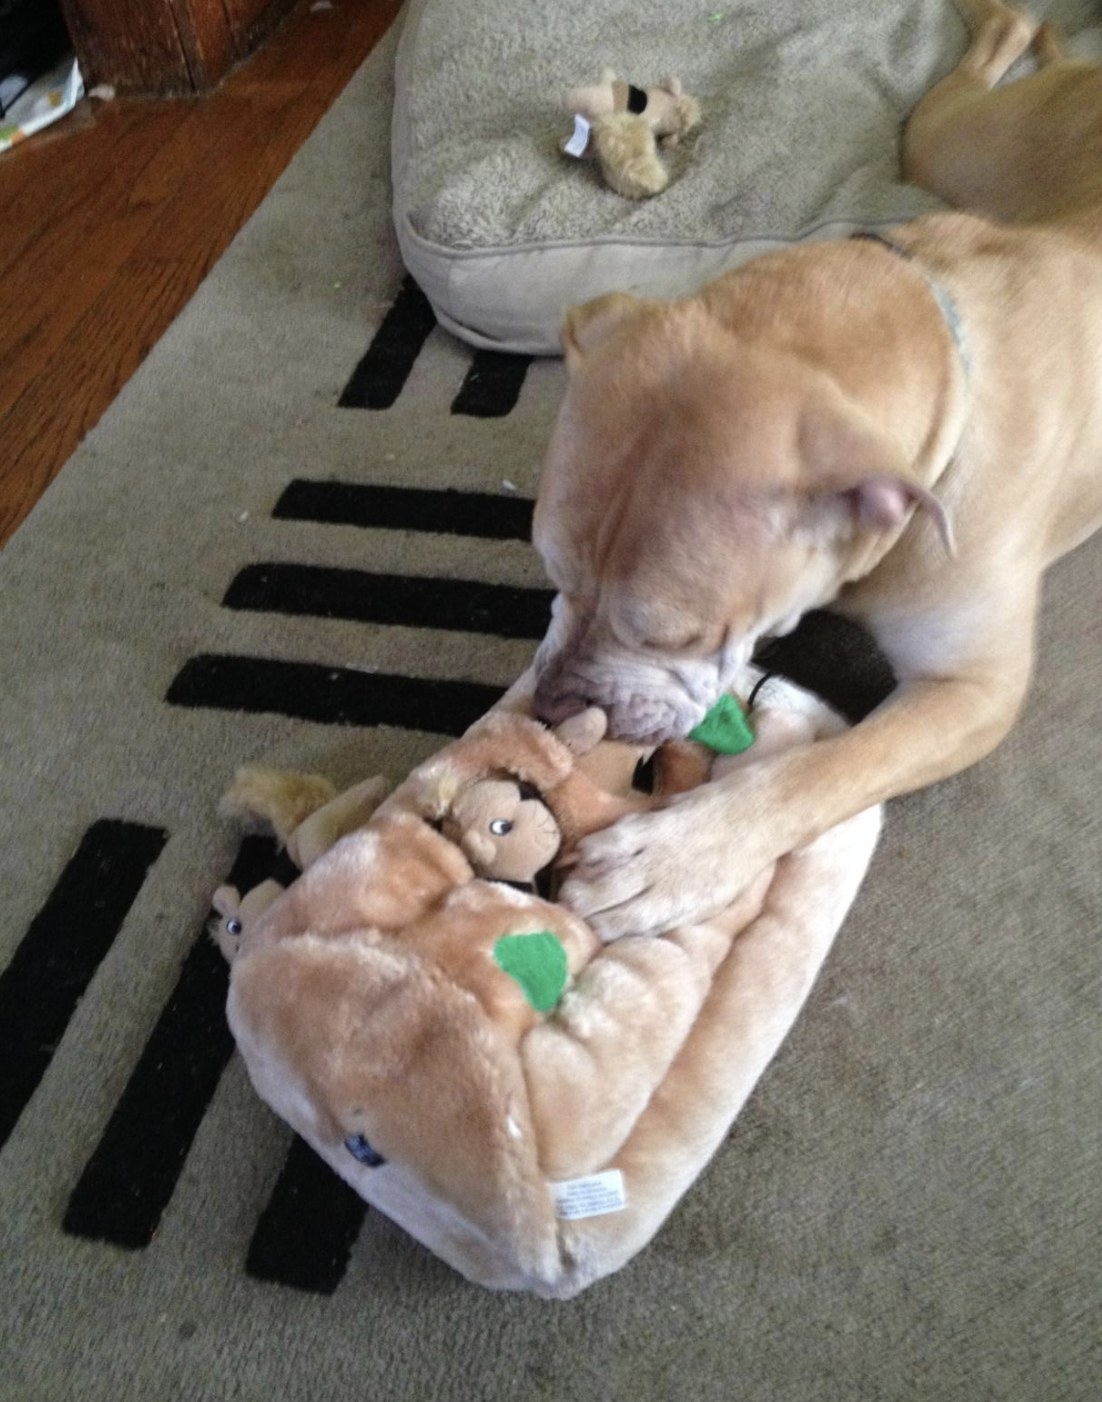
[562,67,702,198]
[440,779,562,886]
[209,879,285,962]
[432,706,616,888]
[218,679,882,1297]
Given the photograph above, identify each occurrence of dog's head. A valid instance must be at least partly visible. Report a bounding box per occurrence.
[531,290,952,744]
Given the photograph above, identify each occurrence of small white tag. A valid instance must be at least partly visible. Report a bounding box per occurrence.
[550,1169,627,1220]
[562,113,592,158]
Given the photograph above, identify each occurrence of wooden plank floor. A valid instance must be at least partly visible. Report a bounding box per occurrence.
[0,0,404,546]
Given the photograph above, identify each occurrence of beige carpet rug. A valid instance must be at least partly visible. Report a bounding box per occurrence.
[1,15,1099,1401]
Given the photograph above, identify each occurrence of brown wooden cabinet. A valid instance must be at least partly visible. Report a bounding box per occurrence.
[59,0,296,95]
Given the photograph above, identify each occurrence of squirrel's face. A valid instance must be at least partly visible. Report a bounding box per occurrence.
[444,779,562,882]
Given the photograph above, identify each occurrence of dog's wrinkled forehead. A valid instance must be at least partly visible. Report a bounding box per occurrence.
[536,319,803,575]
[535,448,782,642]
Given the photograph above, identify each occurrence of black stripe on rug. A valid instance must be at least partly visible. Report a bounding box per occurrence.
[166,655,504,734]
[451,350,533,418]
[62,836,279,1249]
[338,275,437,410]
[246,1135,368,1294]
[272,480,534,541]
[0,821,168,1152]
[223,565,553,640]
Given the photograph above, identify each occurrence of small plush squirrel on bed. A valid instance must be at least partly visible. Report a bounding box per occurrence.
[561,68,702,199]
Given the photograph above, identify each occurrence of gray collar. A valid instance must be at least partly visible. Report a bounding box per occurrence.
[851,231,970,380]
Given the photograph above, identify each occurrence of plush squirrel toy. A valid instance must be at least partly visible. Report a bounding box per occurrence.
[562,67,702,198]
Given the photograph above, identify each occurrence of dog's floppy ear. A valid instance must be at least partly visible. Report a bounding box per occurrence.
[837,474,955,556]
[561,293,640,369]
[799,392,956,557]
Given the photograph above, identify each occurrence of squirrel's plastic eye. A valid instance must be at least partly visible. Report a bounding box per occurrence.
[226,918,243,936]
[489,818,513,836]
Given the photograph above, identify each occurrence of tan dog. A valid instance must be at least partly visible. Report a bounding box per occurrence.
[526,0,1102,940]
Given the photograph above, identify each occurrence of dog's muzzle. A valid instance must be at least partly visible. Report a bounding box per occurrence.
[533,653,715,745]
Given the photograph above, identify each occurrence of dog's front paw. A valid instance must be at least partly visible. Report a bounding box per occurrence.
[559,794,770,941]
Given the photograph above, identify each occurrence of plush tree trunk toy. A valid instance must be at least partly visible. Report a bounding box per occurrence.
[215,673,880,1297]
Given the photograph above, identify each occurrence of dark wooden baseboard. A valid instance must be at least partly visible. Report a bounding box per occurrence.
[59,0,298,95]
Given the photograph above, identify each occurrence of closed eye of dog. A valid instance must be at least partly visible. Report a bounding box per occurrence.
[644,628,704,652]
[633,625,713,655]
[617,601,713,654]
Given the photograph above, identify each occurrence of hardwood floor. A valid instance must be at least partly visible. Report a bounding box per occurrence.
[0,0,404,546]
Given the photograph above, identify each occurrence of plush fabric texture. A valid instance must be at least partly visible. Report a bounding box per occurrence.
[1,12,1101,1400]
[392,0,1102,350]
[225,684,882,1297]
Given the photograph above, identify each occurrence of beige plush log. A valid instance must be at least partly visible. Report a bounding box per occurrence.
[225,676,880,1296]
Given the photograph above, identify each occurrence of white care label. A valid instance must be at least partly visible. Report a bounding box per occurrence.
[550,1169,628,1220]
[562,113,592,158]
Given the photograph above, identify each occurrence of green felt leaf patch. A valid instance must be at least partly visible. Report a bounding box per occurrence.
[688,693,755,755]
[493,931,568,1012]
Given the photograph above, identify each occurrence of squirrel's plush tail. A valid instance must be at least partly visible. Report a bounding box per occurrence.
[219,766,339,846]
[592,114,669,198]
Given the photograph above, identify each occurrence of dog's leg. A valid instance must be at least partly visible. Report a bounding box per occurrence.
[906,1,1102,228]
[952,1,1035,85]
[561,587,1039,940]
[1033,23,1065,66]
[903,2,1036,194]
